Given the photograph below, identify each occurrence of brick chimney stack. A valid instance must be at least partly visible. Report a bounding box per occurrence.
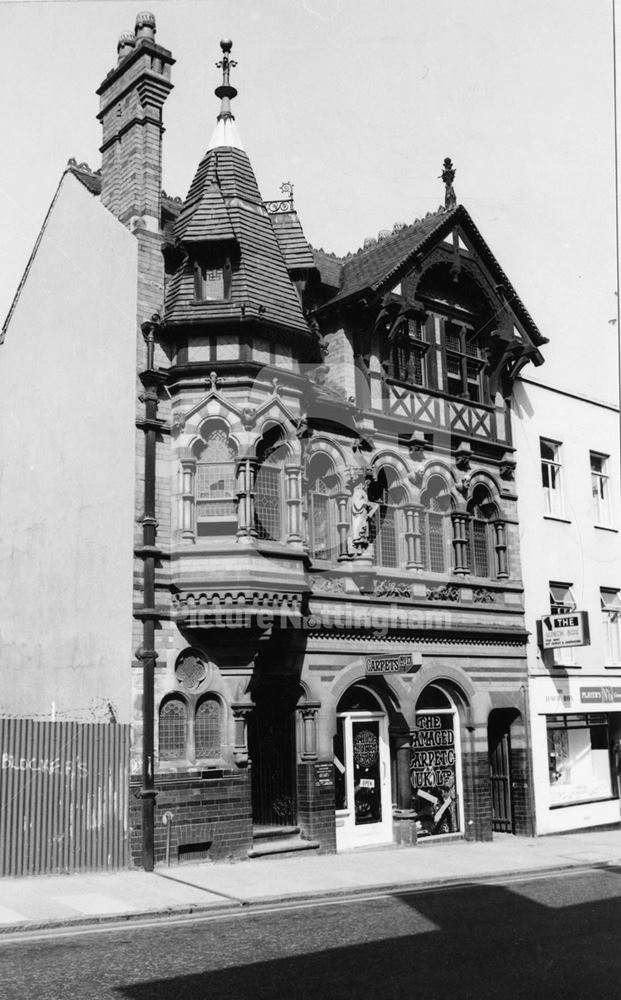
[97,12,174,231]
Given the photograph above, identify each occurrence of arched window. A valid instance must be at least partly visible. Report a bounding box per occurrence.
[420,475,451,573]
[307,453,339,561]
[372,468,406,569]
[194,422,237,534]
[413,685,461,837]
[467,485,499,578]
[159,698,187,761]
[254,426,287,541]
[195,696,222,759]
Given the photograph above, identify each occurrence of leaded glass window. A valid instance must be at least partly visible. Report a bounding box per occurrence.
[196,425,237,522]
[254,427,286,541]
[195,698,222,758]
[159,698,187,760]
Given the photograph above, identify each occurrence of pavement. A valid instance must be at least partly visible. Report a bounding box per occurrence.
[0,828,620,935]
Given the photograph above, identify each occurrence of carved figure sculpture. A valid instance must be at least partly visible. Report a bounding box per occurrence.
[348,480,378,554]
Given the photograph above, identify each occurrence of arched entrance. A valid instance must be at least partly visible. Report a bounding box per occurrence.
[334,684,393,850]
[248,676,300,829]
[488,708,521,834]
[412,684,464,838]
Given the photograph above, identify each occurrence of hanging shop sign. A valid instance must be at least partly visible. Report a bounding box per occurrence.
[365,652,420,675]
[536,612,590,650]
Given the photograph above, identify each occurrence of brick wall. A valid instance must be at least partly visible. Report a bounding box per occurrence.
[129,770,252,866]
[296,761,337,853]
[461,747,494,842]
[509,746,533,836]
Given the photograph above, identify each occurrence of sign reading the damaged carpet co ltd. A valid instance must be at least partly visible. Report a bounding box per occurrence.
[365,652,420,674]
[537,611,590,649]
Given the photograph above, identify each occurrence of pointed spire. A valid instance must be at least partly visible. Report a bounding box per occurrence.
[208,39,245,151]
[441,157,457,210]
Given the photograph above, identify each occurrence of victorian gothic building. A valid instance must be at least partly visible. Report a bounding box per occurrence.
[0,15,548,873]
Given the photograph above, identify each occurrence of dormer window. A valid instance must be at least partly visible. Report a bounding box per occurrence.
[194,256,232,301]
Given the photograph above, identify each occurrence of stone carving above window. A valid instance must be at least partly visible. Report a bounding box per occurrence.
[175,651,208,691]
[373,578,413,599]
[426,585,460,602]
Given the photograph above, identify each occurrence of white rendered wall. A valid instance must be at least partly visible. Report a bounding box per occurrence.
[513,378,621,833]
[0,172,137,724]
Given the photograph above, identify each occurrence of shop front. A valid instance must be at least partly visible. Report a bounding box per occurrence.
[530,675,621,834]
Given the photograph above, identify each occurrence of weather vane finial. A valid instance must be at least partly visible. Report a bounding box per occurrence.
[441,157,456,210]
[215,39,238,121]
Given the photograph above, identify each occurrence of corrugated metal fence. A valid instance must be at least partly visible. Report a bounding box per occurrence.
[0,718,130,876]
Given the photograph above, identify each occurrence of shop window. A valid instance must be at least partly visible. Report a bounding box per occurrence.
[195,696,222,759]
[442,321,485,401]
[307,454,339,561]
[420,475,451,573]
[540,438,564,516]
[547,714,615,807]
[601,589,621,665]
[159,697,187,761]
[412,685,461,837]
[591,452,611,525]
[549,582,577,666]
[254,426,287,541]
[194,423,237,533]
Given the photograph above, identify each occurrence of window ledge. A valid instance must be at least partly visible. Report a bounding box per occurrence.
[594,523,618,533]
[550,795,618,810]
[543,514,572,524]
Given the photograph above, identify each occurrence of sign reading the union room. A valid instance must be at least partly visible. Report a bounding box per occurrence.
[365,652,421,675]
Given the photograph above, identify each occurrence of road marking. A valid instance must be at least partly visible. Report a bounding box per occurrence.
[0,863,616,945]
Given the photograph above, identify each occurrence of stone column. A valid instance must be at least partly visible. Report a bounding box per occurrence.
[299,704,320,761]
[231,703,253,767]
[236,457,258,539]
[405,505,423,570]
[180,460,196,540]
[285,464,303,543]
[494,521,508,578]
[335,492,350,560]
[451,512,470,575]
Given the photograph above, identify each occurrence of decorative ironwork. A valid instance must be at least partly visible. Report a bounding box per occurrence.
[440,157,456,210]
[426,585,460,602]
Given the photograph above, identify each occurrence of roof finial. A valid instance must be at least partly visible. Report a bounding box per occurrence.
[215,39,238,122]
[441,157,456,210]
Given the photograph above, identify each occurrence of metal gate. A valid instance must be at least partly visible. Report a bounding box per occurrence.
[489,723,513,833]
[248,683,297,827]
[0,718,130,876]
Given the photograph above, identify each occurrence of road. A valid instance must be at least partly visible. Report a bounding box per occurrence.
[2,866,621,999]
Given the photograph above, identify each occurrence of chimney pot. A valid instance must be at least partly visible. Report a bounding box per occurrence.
[363,237,375,249]
[135,11,156,39]
[393,221,406,233]
[117,31,136,61]
[378,229,390,242]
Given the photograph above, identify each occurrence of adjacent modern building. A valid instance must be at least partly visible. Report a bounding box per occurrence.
[1,13,592,874]
[514,378,621,834]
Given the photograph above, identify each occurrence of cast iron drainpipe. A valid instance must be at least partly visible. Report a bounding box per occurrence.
[137,317,167,871]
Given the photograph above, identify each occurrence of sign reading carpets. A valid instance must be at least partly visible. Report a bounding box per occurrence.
[537,612,590,650]
[365,652,419,674]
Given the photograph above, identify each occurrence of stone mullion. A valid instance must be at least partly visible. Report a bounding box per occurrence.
[451,512,470,575]
[236,457,258,539]
[180,460,196,540]
[336,493,350,560]
[494,520,508,578]
[285,464,303,543]
[405,505,423,570]
[231,704,253,767]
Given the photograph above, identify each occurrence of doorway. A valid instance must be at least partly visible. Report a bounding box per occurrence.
[488,710,515,833]
[334,686,393,850]
[248,678,298,828]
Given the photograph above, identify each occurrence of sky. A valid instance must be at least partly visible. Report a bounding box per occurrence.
[0,0,618,402]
